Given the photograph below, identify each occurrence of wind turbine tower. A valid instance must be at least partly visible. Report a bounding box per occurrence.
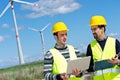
[0,0,38,64]
[29,23,50,56]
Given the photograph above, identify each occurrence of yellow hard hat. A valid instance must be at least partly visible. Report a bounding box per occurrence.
[90,15,107,27]
[52,22,68,34]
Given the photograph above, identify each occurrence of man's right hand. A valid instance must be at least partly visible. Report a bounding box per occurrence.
[60,73,69,80]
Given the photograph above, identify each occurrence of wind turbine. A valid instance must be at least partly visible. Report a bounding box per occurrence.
[29,23,50,56]
[0,0,38,64]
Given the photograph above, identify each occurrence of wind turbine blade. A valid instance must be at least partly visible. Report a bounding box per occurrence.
[0,2,11,17]
[41,23,50,31]
[28,27,39,32]
[13,0,35,6]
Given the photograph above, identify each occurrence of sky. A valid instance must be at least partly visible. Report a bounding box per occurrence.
[0,0,120,68]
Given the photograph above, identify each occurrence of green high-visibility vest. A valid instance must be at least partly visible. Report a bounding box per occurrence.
[90,37,120,80]
[50,45,81,80]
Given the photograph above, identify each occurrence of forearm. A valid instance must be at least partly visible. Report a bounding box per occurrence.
[44,70,63,80]
[44,72,58,80]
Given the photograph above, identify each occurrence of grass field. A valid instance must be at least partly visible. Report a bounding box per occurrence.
[0,53,86,80]
[0,60,44,80]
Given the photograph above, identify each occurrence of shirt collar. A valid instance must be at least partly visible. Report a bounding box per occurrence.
[97,36,108,41]
[54,43,67,50]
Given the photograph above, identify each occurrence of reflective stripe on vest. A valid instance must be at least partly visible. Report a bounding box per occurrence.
[94,68,120,76]
[50,45,81,80]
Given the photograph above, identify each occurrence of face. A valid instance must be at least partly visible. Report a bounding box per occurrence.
[91,25,104,40]
[54,31,67,47]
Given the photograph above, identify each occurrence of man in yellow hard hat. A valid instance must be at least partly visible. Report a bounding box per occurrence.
[44,21,82,80]
[86,15,120,80]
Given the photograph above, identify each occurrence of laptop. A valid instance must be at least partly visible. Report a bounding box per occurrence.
[66,56,91,74]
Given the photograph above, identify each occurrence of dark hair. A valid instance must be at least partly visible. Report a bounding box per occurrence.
[53,32,58,36]
[98,25,106,32]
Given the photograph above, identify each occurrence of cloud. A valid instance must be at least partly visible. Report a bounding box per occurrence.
[107,33,120,37]
[0,35,10,42]
[12,25,25,31]
[79,44,88,53]
[21,0,81,18]
[0,57,19,68]
[0,36,4,42]
[0,54,42,68]
[1,23,10,28]
[18,26,24,30]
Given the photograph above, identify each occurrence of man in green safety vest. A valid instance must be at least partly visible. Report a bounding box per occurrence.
[44,21,82,80]
[86,15,120,80]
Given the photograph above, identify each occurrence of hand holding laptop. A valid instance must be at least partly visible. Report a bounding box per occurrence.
[66,56,91,74]
[71,68,82,76]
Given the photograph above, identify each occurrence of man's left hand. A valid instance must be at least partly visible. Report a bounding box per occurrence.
[72,68,82,77]
[108,55,119,64]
